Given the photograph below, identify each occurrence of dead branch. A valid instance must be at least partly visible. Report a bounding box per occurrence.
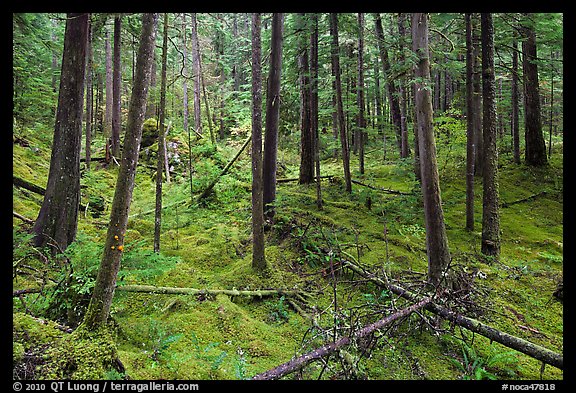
[501,191,548,208]
[196,134,251,201]
[276,175,334,184]
[342,260,563,370]
[13,175,45,195]
[252,296,431,380]
[13,211,35,224]
[350,179,412,195]
[116,284,309,300]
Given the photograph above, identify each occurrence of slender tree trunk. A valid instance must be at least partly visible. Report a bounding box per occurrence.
[251,13,266,271]
[357,13,366,175]
[191,13,203,136]
[182,13,189,141]
[262,13,284,219]
[472,15,483,176]
[154,13,169,254]
[521,14,547,166]
[111,16,122,158]
[548,50,554,157]
[374,13,402,156]
[310,14,322,210]
[465,13,475,231]
[104,26,113,162]
[330,13,352,193]
[398,13,410,159]
[298,14,314,185]
[480,13,501,259]
[82,13,158,330]
[32,13,88,252]
[412,12,451,287]
[85,19,93,172]
[511,37,521,164]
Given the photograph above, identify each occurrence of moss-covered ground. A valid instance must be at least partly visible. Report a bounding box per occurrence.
[12,118,563,380]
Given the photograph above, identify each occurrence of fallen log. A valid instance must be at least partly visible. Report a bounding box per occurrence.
[350,179,412,195]
[342,260,563,370]
[276,175,334,184]
[252,296,432,380]
[116,284,308,300]
[13,175,45,195]
[501,191,548,208]
[197,134,252,201]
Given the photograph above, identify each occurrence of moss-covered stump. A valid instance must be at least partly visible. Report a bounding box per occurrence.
[13,313,124,380]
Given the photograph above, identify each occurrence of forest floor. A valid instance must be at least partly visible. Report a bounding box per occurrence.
[12,119,563,380]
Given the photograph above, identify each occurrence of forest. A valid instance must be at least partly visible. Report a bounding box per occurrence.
[12,12,563,382]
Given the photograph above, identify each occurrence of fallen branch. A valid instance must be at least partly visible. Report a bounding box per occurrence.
[252,296,431,380]
[197,134,252,201]
[13,175,45,195]
[342,260,563,370]
[501,191,548,208]
[13,288,41,297]
[276,175,334,184]
[116,284,308,300]
[13,211,34,224]
[350,179,411,195]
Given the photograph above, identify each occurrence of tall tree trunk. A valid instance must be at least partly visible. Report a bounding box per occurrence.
[82,13,158,330]
[465,13,475,231]
[472,14,483,176]
[154,13,169,254]
[191,13,203,136]
[262,13,284,219]
[104,26,113,162]
[511,37,521,164]
[85,19,93,172]
[411,12,451,287]
[330,13,352,193]
[111,16,122,158]
[251,13,266,271]
[357,13,366,175]
[480,13,501,259]
[398,13,410,159]
[32,13,88,252]
[548,50,554,157]
[298,14,314,185]
[521,14,547,166]
[310,14,322,210]
[181,13,189,141]
[373,13,402,156]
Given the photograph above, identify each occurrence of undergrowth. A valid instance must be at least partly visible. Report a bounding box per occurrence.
[12,115,563,380]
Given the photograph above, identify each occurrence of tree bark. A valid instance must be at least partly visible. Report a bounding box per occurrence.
[310,14,322,210]
[262,13,284,219]
[480,13,501,259]
[298,14,314,185]
[154,13,169,254]
[465,13,475,231]
[412,12,451,287]
[104,26,113,151]
[330,13,352,193]
[472,14,483,176]
[521,14,547,166]
[81,13,158,330]
[398,13,410,159]
[111,16,122,158]
[32,13,89,252]
[191,13,203,136]
[251,13,266,271]
[85,19,93,172]
[357,13,367,174]
[511,37,521,164]
[374,13,403,156]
